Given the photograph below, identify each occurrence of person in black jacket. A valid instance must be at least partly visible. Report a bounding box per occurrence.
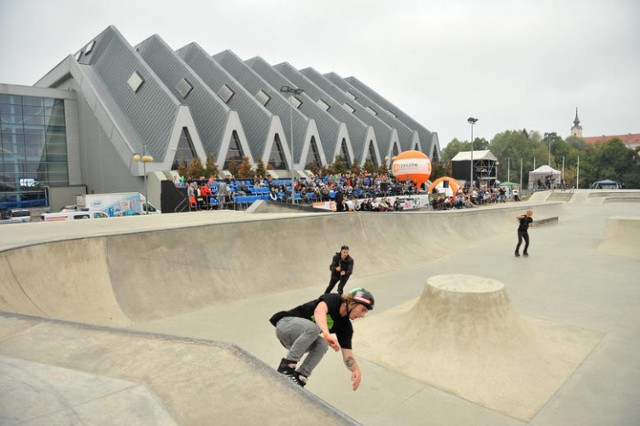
[324,245,354,294]
[335,188,344,212]
[515,210,534,257]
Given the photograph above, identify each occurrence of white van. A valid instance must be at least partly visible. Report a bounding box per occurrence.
[41,210,109,222]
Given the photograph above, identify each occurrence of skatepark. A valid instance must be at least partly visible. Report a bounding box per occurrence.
[1,189,639,425]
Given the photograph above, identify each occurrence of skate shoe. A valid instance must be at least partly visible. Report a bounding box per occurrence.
[277,358,297,375]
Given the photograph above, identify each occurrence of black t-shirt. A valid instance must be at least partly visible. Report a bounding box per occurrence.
[518,216,533,232]
[269,293,353,349]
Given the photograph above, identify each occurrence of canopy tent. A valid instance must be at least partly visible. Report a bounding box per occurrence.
[428,176,463,196]
[451,150,498,188]
[498,181,519,187]
[528,165,561,190]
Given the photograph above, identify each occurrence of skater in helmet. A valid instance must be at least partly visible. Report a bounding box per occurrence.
[269,288,375,390]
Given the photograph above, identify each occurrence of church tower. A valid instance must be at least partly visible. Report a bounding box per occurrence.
[570,107,583,137]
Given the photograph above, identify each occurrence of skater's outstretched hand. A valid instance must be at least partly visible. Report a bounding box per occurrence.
[342,349,362,391]
[351,368,361,391]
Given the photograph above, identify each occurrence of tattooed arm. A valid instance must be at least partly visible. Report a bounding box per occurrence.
[341,348,361,391]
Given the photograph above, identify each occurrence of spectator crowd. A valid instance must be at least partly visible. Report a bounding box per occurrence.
[173,171,520,211]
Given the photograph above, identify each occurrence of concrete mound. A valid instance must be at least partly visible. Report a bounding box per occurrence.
[356,274,603,421]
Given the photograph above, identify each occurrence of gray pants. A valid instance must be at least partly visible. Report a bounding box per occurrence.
[275,317,328,377]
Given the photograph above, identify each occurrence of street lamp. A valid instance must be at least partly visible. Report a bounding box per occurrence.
[280,85,304,205]
[544,132,557,167]
[467,117,478,188]
[132,144,154,214]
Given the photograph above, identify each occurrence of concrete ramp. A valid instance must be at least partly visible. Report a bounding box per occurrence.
[355,274,603,421]
[0,238,131,326]
[0,204,563,325]
[598,216,640,259]
[0,313,356,426]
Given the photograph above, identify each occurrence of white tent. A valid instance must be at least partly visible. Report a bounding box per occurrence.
[528,165,561,190]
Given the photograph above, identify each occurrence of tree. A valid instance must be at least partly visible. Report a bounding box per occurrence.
[237,156,253,179]
[320,164,332,177]
[471,137,490,151]
[255,158,267,178]
[581,139,640,188]
[430,160,446,180]
[308,160,321,176]
[177,160,188,178]
[350,162,362,176]
[363,159,377,174]
[204,155,219,180]
[227,158,239,178]
[441,138,469,163]
[489,130,544,186]
[332,155,348,175]
[186,157,205,180]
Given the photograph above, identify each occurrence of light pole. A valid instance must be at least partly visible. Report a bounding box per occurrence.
[280,85,304,205]
[544,132,556,167]
[132,144,154,214]
[467,117,478,188]
[507,157,511,182]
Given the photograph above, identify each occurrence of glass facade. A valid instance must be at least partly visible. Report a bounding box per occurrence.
[0,93,68,210]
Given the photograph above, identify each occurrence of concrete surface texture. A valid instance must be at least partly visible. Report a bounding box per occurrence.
[0,189,639,425]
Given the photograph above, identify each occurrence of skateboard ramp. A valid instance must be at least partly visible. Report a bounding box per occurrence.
[598,216,640,259]
[0,313,357,426]
[355,274,603,421]
[0,203,563,325]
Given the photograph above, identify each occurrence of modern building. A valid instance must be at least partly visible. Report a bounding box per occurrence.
[1,25,440,212]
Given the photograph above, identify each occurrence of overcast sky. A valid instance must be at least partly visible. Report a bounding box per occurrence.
[1,0,638,147]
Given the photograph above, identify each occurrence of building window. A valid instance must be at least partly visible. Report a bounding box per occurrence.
[368,143,378,167]
[127,72,145,93]
[0,94,68,210]
[217,84,235,103]
[386,109,398,118]
[255,89,271,106]
[267,134,286,170]
[223,131,244,170]
[305,136,322,169]
[316,99,330,111]
[345,90,357,100]
[84,40,96,55]
[340,139,351,167]
[74,50,82,61]
[172,128,196,170]
[176,78,193,99]
[365,106,377,116]
[342,102,355,114]
[290,96,302,109]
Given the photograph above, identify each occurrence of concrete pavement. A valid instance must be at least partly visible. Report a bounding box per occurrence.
[0,190,638,425]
